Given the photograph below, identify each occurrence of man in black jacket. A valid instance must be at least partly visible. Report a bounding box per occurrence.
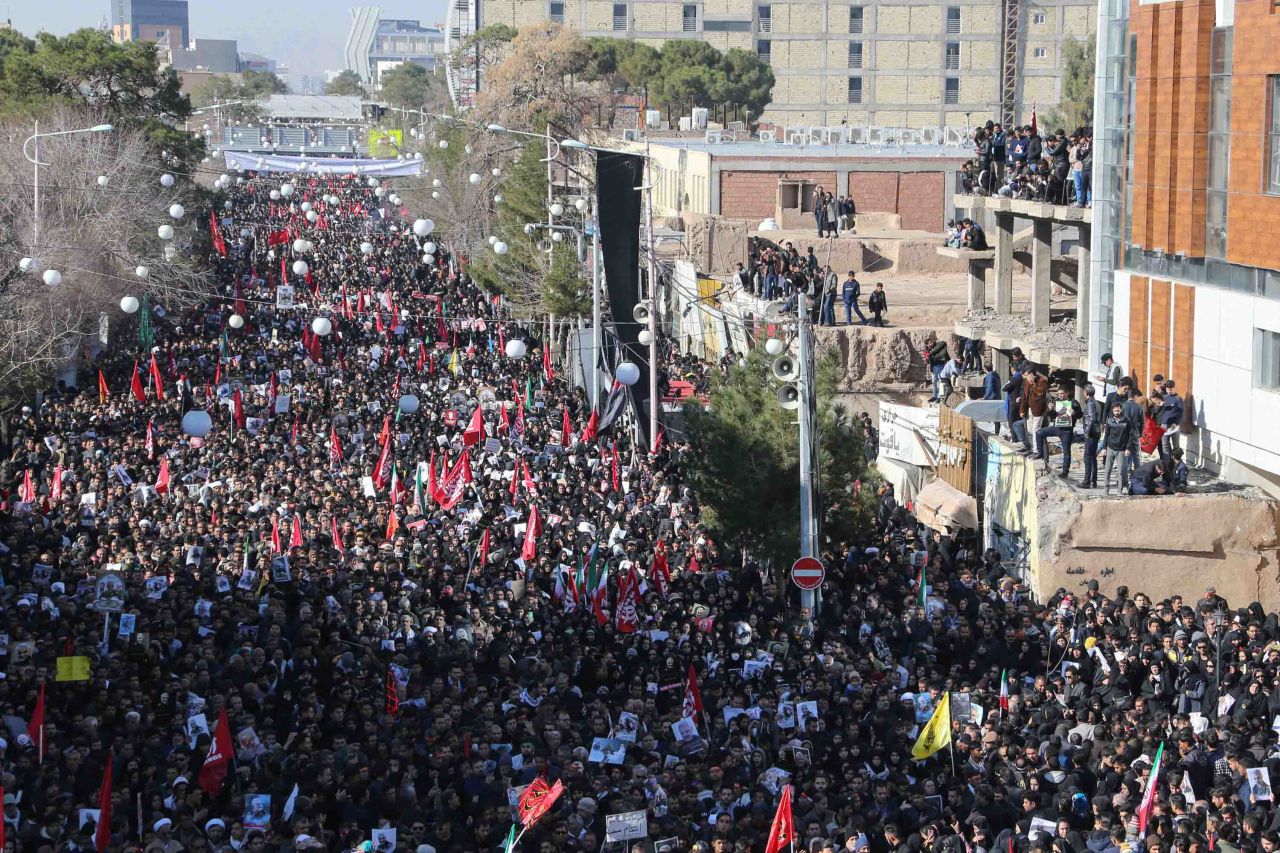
[1026,126,1043,174]
[868,282,888,327]
[1034,385,1082,476]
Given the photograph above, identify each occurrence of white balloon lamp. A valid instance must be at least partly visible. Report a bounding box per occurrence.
[182,410,212,437]
[228,314,245,329]
[616,362,641,386]
[120,296,140,313]
[505,339,527,359]
[311,317,332,336]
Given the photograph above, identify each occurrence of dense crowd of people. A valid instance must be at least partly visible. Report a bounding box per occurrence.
[961,121,1093,207]
[0,165,1269,853]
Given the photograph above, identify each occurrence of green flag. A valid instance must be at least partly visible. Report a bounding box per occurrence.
[524,376,533,407]
[139,295,154,351]
[919,562,927,608]
[502,824,517,853]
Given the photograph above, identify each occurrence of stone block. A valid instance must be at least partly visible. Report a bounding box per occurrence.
[876,40,909,69]
[1020,76,1058,105]
[966,40,998,69]
[1063,6,1095,35]
[873,109,908,126]
[585,0,613,30]
[906,77,942,105]
[877,6,912,34]
[964,4,1000,34]
[875,75,909,102]
[909,4,942,33]
[908,39,940,70]
[906,110,941,127]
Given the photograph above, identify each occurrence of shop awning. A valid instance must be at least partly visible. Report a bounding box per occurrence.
[913,477,980,532]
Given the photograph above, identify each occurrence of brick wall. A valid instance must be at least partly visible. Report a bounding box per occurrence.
[718,170,837,222]
[719,168,949,231]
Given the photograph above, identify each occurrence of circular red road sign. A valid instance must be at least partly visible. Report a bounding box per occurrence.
[791,556,825,590]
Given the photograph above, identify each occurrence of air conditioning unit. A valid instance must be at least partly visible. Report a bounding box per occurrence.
[704,130,723,144]
[621,128,642,142]
[645,109,662,129]
[758,129,776,143]
[787,131,807,146]
[678,116,692,131]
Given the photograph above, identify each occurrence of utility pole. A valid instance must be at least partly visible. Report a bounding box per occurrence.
[31,119,39,253]
[796,308,821,612]
[644,141,659,449]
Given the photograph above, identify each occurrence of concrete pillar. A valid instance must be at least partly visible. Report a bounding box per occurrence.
[967,260,989,313]
[991,347,1010,379]
[1076,223,1091,342]
[1031,218,1053,330]
[995,211,1015,314]
[837,170,850,197]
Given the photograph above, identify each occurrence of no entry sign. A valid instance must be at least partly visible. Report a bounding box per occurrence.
[791,556,825,590]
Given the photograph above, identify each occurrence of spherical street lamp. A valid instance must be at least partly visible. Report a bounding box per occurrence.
[505,339,528,359]
[616,362,641,386]
[120,296,140,313]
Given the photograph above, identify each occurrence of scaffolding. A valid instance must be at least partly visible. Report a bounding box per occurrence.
[999,0,1022,130]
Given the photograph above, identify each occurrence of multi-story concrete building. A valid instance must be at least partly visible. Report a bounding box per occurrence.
[474,0,1094,126]
[110,0,189,47]
[345,6,446,87]
[1088,0,1280,495]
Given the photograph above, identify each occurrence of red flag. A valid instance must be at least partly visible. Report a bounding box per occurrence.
[331,517,345,554]
[522,505,542,562]
[28,683,45,763]
[232,389,246,430]
[521,460,537,498]
[198,709,232,795]
[427,452,439,506]
[416,342,427,372]
[509,458,521,504]
[94,751,113,853]
[97,369,109,404]
[652,427,665,455]
[154,458,171,495]
[437,453,473,510]
[651,545,671,599]
[561,407,572,448]
[145,419,156,460]
[1030,100,1038,138]
[543,343,554,383]
[20,469,35,503]
[498,402,511,433]
[130,360,146,402]
[764,786,796,853]
[517,777,565,829]
[478,528,491,567]
[463,405,485,446]
[271,516,282,554]
[266,228,289,246]
[683,664,704,718]
[581,409,599,442]
[330,427,343,464]
[372,435,392,490]
[289,515,303,549]
[385,509,399,541]
[210,210,228,257]
[50,465,63,502]
[150,357,165,400]
[385,667,400,718]
[616,566,641,633]
[689,549,702,574]
[290,415,299,444]
[611,443,620,492]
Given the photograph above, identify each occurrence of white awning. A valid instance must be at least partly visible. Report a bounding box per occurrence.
[222,151,424,176]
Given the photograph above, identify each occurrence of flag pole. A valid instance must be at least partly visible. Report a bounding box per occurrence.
[950,738,956,777]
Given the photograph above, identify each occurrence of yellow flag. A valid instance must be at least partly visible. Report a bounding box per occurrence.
[910,691,952,759]
[55,656,91,682]
[448,349,460,376]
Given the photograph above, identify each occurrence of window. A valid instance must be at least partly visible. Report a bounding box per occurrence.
[1032,46,1048,59]
[847,76,863,104]
[946,6,961,33]
[683,3,698,30]
[1268,76,1280,194]
[1206,27,1233,257]
[945,42,960,69]
[1033,11,1046,23]
[848,41,863,68]
[758,5,771,32]
[549,0,564,23]
[944,77,960,104]
[612,2,628,30]
[1256,329,1280,390]
[849,5,864,33]
[757,39,771,61]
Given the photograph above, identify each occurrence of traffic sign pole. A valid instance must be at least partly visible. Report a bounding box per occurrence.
[790,556,825,591]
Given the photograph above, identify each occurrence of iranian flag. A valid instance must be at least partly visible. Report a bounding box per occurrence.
[999,669,1009,714]
[1137,743,1164,836]
[589,559,610,626]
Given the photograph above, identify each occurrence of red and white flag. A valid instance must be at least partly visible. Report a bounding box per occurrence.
[521,505,542,562]
[615,566,641,634]
[763,786,796,853]
[683,664,704,720]
[198,709,233,795]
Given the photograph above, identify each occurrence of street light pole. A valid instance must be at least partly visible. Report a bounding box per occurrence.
[796,309,821,612]
[22,122,114,258]
[644,143,659,449]
[591,209,602,411]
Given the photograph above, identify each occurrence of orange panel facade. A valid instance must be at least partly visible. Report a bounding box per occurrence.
[1173,284,1196,394]
[1128,0,1215,257]
[1129,275,1150,385]
[1225,0,1280,269]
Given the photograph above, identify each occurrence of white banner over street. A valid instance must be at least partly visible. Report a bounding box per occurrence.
[222,151,425,176]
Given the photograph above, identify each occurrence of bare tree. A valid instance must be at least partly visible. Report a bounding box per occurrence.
[0,108,208,411]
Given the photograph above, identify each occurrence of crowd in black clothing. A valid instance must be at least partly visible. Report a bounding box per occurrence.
[3,168,1280,853]
[961,121,1093,207]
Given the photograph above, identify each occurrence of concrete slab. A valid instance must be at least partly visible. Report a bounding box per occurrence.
[936,247,995,260]
[953,193,1093,225]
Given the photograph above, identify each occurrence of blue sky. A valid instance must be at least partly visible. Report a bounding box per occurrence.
[10,0,449,88]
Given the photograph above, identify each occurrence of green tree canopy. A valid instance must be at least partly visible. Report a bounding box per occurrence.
[1040,37,1095,134]
[325,69,365,96]
[380,62,449,113]
[683,347,875,571]
[0,28,199,168]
